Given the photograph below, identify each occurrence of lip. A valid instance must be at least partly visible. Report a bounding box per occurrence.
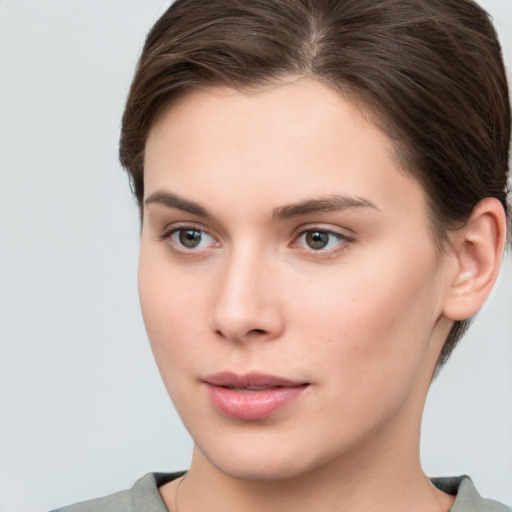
[203,371,309,421]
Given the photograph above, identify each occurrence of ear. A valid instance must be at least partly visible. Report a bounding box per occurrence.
[442,198,507,321]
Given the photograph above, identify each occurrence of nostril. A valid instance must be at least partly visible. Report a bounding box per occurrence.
[214,328,267,339]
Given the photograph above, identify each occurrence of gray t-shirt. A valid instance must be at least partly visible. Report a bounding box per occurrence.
[51,472,510,511]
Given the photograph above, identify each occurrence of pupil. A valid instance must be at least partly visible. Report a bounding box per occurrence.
[179,229,202,248]
[306,231,329,250]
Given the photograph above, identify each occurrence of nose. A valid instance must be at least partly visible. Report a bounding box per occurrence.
[209,245,285,343]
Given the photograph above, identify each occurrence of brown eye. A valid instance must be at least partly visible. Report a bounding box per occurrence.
[165,227,217,252]
[178,229,203,248]
[294,228,350,254]
[305,231,330,250]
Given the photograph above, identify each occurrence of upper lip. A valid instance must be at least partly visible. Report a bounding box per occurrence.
[203,371,309,389]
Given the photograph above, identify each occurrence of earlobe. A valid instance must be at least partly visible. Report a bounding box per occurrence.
[442,198,507,321]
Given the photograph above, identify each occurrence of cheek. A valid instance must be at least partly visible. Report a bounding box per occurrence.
[292,254,442,394]
[138,248,207,370]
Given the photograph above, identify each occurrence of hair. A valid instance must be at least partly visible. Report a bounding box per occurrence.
[119,0,511,367]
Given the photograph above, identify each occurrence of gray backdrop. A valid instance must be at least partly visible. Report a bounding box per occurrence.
[0,1,511,511]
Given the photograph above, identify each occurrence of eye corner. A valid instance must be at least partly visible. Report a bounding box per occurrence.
[157,223,221,256]
[291,226,354,256]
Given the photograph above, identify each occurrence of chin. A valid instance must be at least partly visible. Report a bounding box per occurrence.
[192,429,341,483]
[209,453,316,482]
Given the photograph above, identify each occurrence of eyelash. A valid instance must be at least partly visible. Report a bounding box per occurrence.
[158,224,353,256]
[292,228,353,256]
[158,224,218,254]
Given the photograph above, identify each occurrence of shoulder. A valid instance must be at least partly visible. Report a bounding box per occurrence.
[432,476,511,512]
[50,472,184,512]
[50,488,134,512]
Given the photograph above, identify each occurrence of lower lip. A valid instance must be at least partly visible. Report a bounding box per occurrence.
[205,383,308,420]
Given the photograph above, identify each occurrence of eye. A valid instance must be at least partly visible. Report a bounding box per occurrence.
[294,229,350,252]
[165,227,218,251]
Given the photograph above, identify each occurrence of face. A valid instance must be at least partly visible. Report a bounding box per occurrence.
[140,79,453,481]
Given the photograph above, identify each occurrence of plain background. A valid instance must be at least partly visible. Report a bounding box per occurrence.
[0,1,511,511]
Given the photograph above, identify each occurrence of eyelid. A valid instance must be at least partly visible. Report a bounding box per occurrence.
[158,222,220,253]
[291,224,355,254]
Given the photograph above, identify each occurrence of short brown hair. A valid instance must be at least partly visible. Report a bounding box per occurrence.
[120,0,511,366]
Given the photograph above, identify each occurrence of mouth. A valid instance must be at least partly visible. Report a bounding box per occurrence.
[203,371,310,421]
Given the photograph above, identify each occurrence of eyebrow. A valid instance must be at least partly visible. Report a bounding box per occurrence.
[144,191,211,217]
[272,195,379,221]
[144,190,378,220]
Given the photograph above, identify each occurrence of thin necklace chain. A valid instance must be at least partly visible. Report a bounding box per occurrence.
[174,475,186,512]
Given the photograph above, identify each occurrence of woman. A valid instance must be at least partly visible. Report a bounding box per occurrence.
[53,0,510,510]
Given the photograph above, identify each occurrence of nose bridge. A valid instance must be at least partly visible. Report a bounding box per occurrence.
[210,240,282,341]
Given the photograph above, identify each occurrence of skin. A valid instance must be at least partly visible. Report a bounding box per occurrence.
[138,79,501,512]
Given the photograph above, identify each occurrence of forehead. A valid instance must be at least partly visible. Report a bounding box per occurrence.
[147,79,390,159]
[144,79,428,225]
